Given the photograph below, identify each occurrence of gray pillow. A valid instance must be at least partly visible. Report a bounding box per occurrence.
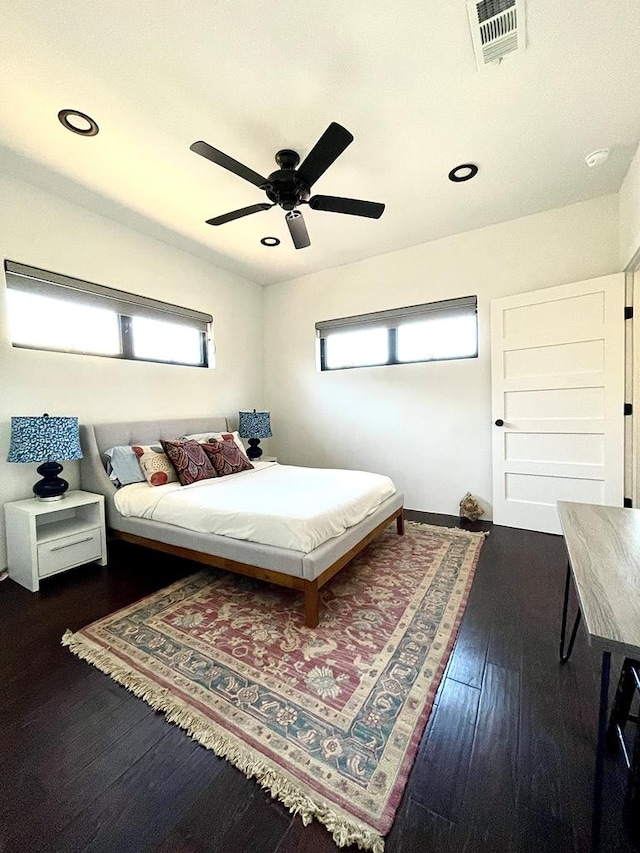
[105,445,146,486]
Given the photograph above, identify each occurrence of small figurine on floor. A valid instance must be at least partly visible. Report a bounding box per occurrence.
[459,492,484,521]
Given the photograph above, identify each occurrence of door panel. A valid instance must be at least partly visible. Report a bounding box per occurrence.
[504,387,604,419]
[491,274,624,534]
[504,339,604,379]
[505,473,605,504]
[502,291,604,338]
[505,433,604,465]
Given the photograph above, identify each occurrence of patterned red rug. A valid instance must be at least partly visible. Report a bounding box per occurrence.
[62,522,485,851]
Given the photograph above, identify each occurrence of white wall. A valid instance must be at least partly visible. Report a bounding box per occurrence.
[620,142,640,269]
[0,172,264,570]
[264,195,620,520]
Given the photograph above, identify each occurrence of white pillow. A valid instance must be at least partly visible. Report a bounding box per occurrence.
[181,430,247,456]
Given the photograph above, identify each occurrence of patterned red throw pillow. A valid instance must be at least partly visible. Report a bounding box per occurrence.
[201,439,254,477]
[160,439,217,486]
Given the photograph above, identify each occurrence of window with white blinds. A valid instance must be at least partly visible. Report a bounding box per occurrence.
[315,296,478,371]
[4,260,213,368]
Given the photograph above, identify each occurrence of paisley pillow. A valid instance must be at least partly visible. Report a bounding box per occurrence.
[132,444,179,487]
[160,439,217,486]
[201,439,254,478]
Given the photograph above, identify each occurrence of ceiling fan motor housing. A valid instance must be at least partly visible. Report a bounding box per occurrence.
[265,149,310,211]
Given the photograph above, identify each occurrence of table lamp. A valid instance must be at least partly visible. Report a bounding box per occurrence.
[7,413,83,500]
[238,409,272,460]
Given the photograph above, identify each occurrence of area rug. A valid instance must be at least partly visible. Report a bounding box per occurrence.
[62,522,485,852]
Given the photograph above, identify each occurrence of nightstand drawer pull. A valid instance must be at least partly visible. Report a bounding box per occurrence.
[50,536,94,552]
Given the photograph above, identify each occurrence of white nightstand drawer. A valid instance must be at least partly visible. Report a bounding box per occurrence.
[38,527,103,577]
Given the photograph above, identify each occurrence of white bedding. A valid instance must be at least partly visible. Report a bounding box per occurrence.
[114,462,397,553]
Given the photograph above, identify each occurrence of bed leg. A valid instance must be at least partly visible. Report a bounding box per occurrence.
[396,511,404,535]
[304,580,320,629]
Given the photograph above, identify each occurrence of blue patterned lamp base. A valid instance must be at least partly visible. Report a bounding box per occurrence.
[33,461,69,501]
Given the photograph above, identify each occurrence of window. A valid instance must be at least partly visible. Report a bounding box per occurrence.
[4,260,212,367]
[316,296,478,371]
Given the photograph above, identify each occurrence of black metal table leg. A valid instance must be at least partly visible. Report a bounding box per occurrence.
[560,559,582,664]
[592,650,611,853]
[627,679,640,842]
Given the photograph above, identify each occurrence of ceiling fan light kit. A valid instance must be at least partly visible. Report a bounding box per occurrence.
[190,122,385,249]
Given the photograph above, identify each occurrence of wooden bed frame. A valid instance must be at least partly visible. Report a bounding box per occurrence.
[111,509,404,627]
[79,417,404,627]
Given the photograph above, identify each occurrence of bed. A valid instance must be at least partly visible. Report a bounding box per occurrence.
[79,417,404,627]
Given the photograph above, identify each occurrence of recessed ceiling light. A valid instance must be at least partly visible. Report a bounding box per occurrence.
[448,163,478,183]
[58,109,99,137]
[260,237,280,247]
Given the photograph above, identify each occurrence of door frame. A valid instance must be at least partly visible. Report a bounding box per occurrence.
[624,239,640,508]
[630,264,640,508]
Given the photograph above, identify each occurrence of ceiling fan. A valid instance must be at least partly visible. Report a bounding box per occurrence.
[190,122,385,250]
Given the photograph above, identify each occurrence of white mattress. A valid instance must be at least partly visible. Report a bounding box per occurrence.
[114,461,397,553]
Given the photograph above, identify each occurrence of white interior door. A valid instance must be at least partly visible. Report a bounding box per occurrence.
[491,274,625,534]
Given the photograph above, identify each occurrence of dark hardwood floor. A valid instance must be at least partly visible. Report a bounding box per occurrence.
[1,512,638,853]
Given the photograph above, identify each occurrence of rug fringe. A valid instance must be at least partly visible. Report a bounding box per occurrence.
[406,519,489,537]
[61,630,385,853]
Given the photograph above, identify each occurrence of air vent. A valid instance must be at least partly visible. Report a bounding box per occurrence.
[467,0,526,69]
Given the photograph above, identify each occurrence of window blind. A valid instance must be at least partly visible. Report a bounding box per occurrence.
[4,260,213,331]
[315,296,476,336]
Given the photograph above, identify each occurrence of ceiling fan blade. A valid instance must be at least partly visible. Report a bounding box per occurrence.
[190,140,270,189]
[285,210,311,250]
[309,195,385,219]
[296,123,354,188]
[206,203,274,226]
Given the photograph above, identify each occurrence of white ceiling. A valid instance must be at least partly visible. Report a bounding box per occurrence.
[1,1,639,286]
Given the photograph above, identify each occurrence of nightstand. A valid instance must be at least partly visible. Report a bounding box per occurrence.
[5,490,107,592]
[262,456,278,463]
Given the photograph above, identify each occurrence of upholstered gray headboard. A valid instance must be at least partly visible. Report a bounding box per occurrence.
[79,417,229,526]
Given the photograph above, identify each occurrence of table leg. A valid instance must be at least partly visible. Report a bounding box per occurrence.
[559,559,582,664]
[628,700,640,842]
[592,650,611,853]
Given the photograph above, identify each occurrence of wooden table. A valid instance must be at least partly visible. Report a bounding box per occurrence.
[557,501,640,850]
